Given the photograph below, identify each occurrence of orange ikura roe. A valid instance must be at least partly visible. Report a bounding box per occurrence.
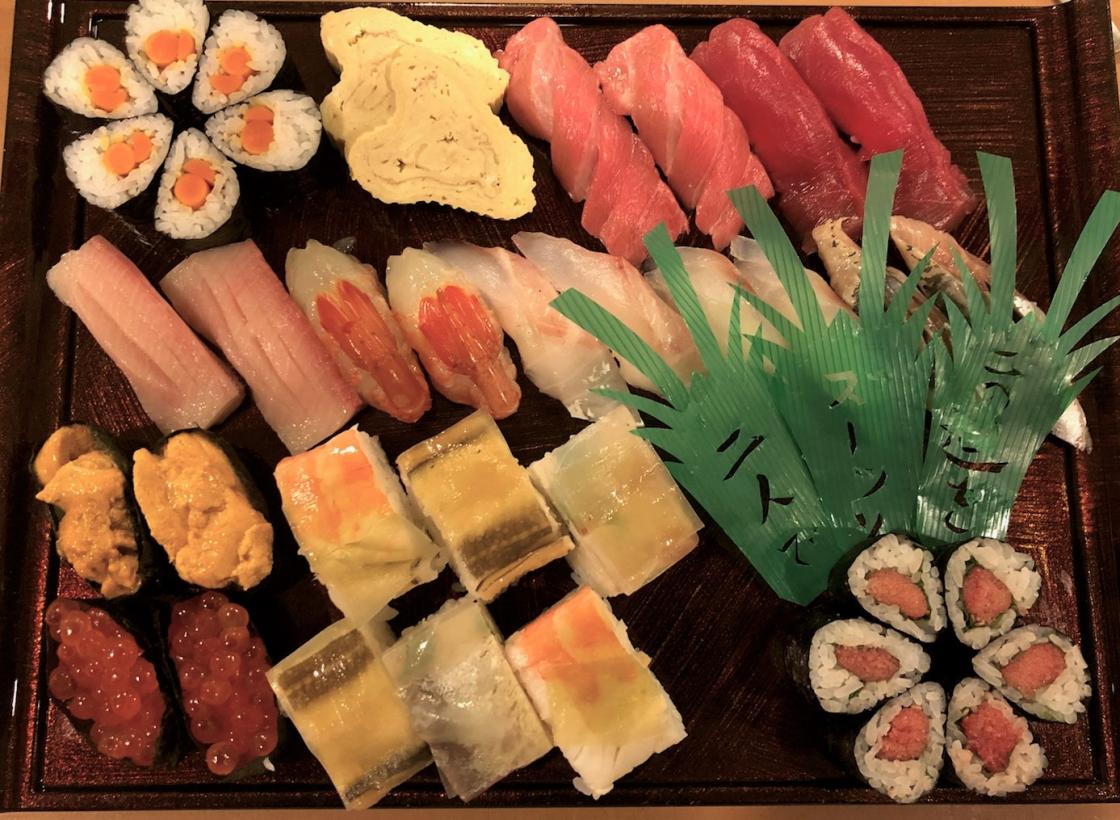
[168,592,278,776]
[240,104,274,155]
[84,64,129,113]
[45,598,166,767]
[210,45,255,96]
[101,130,154,176]
[144,29,196,68]
[173,158,217,209]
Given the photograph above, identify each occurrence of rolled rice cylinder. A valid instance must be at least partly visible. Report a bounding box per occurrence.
[973,625,1090,723]
[945,538,1041,649]
[847,533,946,643]
[947,677,1046,796]
[854,682,946,804]
[192,10,286,114]
[808,618,930,714]
[205,90,322,171]
[125,0,208,94]
[154,128,239,239]
[63,114,174,208]
[43,38,158,119]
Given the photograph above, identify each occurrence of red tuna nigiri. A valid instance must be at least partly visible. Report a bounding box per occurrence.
[595,24,773,250]
[499,18,687,265]
[779,8,976,231]
[692,19,867,249]
[46,236,245,433]
[160,240,361,454]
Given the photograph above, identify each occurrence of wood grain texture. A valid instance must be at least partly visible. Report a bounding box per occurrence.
[0,0,1119,814]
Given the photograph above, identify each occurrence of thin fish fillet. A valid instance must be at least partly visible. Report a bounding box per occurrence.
[779,8,976,231]
[45,235,244,433]
[692,19,867,250]
[160,240,361,453]
[594,24,773,249]
[499,18,686,264]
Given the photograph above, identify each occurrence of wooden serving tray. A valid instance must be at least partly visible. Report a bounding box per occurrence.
[1,0,1119,810]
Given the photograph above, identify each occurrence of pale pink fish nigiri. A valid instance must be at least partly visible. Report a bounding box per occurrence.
[46,236,244,432]
[285,240,431,424]
[729,235,854,327]
[512,232,703,394]
[385,248,521,419]
[160,240,361,454]
[425,240,628,421]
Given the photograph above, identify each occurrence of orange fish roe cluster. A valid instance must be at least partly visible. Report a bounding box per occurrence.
[45,598,166,767]
[211,45,255,96]
[169,591,278,776]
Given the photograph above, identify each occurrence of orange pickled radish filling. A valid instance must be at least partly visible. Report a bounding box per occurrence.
[241,105,274,155]
[144,29,196,69]
[84,64,129,113]
[211,45,255,96]
[101,130,154,176]
[174,157,217,210]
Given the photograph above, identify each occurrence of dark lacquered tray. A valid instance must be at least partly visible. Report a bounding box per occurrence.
[1,0,1119,810]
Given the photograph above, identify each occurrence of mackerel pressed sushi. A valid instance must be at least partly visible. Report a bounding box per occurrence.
[853,682,945,803]
[847,534,945,643]
[193,10,286,114]
[64,114,173,208]
[125,0,208,94]
[947,678,1046,796]
[154,129,240,239]
[43,38,158,118]
[945,538,1041,649]
[973,625,1090,723]
[206,90,322,171]
[808,618,930,714]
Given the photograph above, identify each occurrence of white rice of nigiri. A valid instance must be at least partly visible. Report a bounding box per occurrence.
[192,10,286,114]
[64,114,174,208]
[125,0,208,94]
[43,38,158,119]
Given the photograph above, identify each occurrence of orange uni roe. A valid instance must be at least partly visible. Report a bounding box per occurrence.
[240,104,274,155]
[144,29,196,68]
[211,45,255,96]
[84,64,129,113]
[173,157,217,209]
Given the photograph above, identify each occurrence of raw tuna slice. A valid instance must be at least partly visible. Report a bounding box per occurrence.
[499,18,686,264]
[595,24,773,249]
[160,241,361,453]
[692,19,867,249]
[46,236,244,433]
[779,8,976,231]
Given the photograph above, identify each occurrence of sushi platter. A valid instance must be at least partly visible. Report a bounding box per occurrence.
[2,0,1120,811]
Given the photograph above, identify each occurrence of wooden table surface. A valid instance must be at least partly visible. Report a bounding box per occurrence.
[1,0,1118,817]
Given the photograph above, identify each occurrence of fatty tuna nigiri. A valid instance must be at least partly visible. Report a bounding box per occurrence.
[425,240,628,421]
[385,248,521,419]
[286,240,431,424]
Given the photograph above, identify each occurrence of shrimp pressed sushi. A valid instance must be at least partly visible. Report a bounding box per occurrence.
[268,618,432,809]
[396,411,573,602]
[973,626,1091,723]
[381,598,552,802]
[45,235,245,432]
[944,538,1041,649]
[274,426,445,625]
[43,38,158,119]
[847,534,946,643]
[206,90,322,171]
[528,407,702,597]
[505,587,686,798]
[425,239,629,421]
[125,0,208,94]
[154,129,240,239]
[853,682,946,803]
[160,240,362,453]
[63,114,173,209]
[192,10,286,114]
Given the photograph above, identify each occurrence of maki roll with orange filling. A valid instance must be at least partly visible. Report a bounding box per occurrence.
[206,90,322,171]
[853,682,946,803]
[125,0,208,94]
[192,10,285,114]
[43,38,158,119]
[847,534,946,643]
[944,538,1041,649]
[63,114,174,209]
[154,129,240,239]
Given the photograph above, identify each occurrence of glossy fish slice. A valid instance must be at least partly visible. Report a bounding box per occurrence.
[386,248,521,419]
[286,240,431,424]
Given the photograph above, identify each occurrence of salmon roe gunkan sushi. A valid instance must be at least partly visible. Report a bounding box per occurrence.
[169,591,278,776]
[45,598,166,766]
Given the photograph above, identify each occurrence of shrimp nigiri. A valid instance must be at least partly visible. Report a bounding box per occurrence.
[386,248,522,419]
[425,240,629,421]
[286,240,431,423]
[512,232,702,394]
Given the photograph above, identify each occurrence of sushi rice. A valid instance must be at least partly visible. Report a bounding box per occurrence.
[847,533,946,643]
[205,90,322,171]
[945,538,1041,649]
[854,682,945,804]
[973,625,1090,723]
[808,618,930,714]
[947,677,1046,796]
[125,0,209,94]
[154,128,239,239]
[193,10,286,114]
[63,114,174,208]
[43,38,158,119]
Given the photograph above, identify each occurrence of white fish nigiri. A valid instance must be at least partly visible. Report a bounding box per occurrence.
[386,248,521,419]
[425,240,628,420]
[512,232,703,394]
[730,235,854,328]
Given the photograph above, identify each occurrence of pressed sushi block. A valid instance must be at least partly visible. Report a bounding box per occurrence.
[505,586,686,798]
[381,598,552,801]
[268,617,432,809]
[528,407,702,597]
[274,426,445,625]
[396,411,573,602]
